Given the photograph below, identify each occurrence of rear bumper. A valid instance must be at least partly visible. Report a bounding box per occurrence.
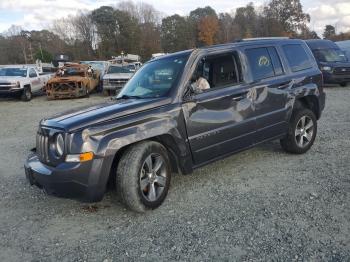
[24,153,109,202]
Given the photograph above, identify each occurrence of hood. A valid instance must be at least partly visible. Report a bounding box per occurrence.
[48,76,86,83]
[41,97,171,132]
[103,73,133,80]
[319,61,350,68]
[0,76,24,82]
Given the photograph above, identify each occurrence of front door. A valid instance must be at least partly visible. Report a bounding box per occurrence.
[28,68,41,92]
[182,51,256,165]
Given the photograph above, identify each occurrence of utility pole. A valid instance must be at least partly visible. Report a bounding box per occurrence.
[39,42,44,61]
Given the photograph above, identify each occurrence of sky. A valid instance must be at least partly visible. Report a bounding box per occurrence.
[0,0,349,37]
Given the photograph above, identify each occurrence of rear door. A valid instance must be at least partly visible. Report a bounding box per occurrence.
[244,45,291,142]
[182,50,256,165]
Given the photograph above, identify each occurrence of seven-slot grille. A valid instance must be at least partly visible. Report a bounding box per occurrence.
[333,67,350,75]
[36,132,49,163]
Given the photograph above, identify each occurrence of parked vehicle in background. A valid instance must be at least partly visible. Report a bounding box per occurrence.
[80,61,109,91]
[336,40,350,61]
[126,62,142,72]
[25,38,326,212]
[306,39,350,87]
[151,53,167,60]
[103,64,134,95]
[0,66,53,101]
[46,63,100,100]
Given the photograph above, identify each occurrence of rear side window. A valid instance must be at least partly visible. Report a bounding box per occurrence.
[246,47,283,81]
[282,44,312,72]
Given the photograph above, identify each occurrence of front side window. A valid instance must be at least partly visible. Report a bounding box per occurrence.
[118,53,189,99]
[282,44,312,72]
[29,69,37,78]
[191,52,241,93]
[246,48,275,81]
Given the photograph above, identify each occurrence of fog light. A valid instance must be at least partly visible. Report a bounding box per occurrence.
[66,152,94,163]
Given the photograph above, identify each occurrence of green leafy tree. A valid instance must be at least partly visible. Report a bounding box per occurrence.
[323,25,336,39]
[161,15,191,52]
[34,49,53,62]
[264,0,310,34]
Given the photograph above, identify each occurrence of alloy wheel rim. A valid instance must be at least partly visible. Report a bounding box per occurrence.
[139,153,167,202]
[295,115,314,148]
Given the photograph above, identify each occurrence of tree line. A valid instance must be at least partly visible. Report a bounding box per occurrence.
[0,0,349,65]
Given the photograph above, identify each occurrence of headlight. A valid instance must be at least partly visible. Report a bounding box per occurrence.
[321,66,332,72]
[55,133,64,157]
[11,81,20,88]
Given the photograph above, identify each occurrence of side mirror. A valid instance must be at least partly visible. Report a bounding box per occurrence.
[184,81,200,101]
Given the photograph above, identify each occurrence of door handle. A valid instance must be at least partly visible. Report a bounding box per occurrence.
[232,91,249,101]
[232,95,245,101]
[277,80,293,90]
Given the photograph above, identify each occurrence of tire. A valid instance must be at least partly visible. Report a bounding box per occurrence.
[20,86,32,102]
[85,87,90,98]
[280,108,317,154]
[116,141,171,213]
[103,90,110,96]
[340,82,347,87]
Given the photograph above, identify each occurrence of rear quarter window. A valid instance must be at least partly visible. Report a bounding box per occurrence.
[282,44,312,72]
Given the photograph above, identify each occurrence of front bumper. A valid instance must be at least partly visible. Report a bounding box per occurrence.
[0,87,23,95]
[24,153,109,202]
[322,72,350,84]
[103,84,124,91]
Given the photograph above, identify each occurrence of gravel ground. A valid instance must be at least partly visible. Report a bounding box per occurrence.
[0,87,349,261]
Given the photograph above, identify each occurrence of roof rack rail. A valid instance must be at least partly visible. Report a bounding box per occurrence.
[242,37,290,41]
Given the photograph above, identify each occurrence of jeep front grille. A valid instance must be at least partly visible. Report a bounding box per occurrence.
[36,133,49,163]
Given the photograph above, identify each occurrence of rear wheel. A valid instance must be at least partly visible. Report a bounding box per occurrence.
[280,108,317,154]
[20,86,32,101]
[116,141,171,212]
[340,82,347,87]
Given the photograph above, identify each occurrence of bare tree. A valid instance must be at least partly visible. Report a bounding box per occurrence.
[72,12,97,57]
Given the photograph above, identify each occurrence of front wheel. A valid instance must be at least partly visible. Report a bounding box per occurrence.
[280,108,317,154]
[340,82,347,87]
[116,141,171,212]
[21,86,32,101]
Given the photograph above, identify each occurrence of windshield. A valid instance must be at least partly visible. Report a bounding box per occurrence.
[58,67,85,77]
[81,61,105,71]
[107,66,133,74]
[0,68,27,77]
[117,54,189,99]
[313,49,348,63]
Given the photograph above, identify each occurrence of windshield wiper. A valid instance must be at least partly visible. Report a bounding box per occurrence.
[115,95,144,100]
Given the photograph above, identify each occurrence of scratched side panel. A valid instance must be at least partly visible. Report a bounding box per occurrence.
[182,86,256,165]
